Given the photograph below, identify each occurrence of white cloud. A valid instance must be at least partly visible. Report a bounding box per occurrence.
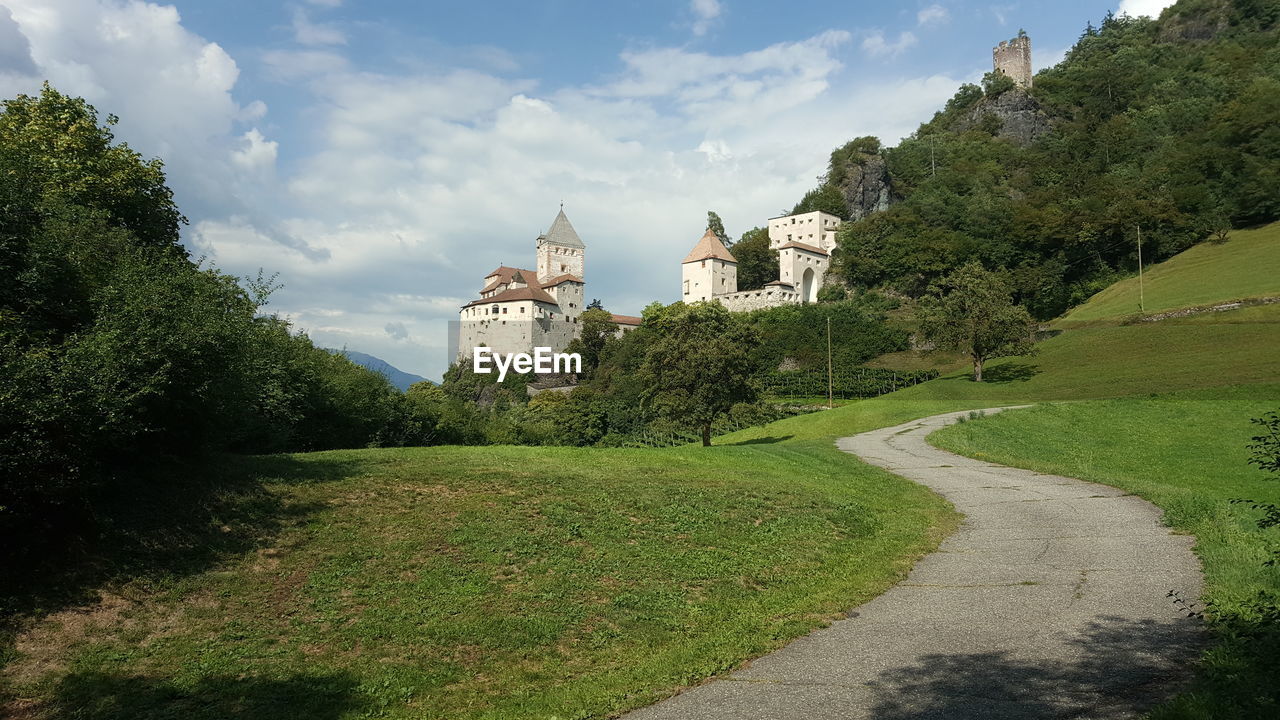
[861,30,918,58]
[690,0,722,36]
[263,49,349,81]
[291,7,345,46]
[3,2,964,379]
[231,128,278,175]
[1117,0,1175,18]
[0,0,275,225]
[917,4,949,26]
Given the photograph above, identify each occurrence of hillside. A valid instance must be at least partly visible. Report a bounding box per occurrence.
[798,1,1280,320]
[1058,221,1280,325]
[329,349,428,391]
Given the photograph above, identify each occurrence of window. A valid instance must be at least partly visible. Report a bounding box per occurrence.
[520,306,526,313]
[502,307,508,314]
[684,280,690,294]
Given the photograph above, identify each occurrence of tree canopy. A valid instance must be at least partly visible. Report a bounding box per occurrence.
[640,301,760,446]
[915,262,1036,382]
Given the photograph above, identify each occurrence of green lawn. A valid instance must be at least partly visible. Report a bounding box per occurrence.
[6,281,1280,719]
[1,442,956,720]
[1059,222,1280,325]
[930,387,1280,718]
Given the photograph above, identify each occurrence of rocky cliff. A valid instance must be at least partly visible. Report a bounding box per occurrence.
[953,87,1052,146]
[835,150,893,221]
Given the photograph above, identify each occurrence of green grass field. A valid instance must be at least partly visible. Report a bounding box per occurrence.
[6,234,1280,719]
[1,442,956,720]
[1059,222,1280,325]
[930,388,1280,718]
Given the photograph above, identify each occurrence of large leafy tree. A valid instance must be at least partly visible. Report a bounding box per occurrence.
[565,306,619,374]
[0,86,405,559]
[732,227,779,291]
[916,262,1036,382]
[0,83,185,255]
[640,301,759,446]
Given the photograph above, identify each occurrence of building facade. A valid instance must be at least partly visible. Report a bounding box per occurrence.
[680,211,836,312]
[767,210,840,253]
[456,209,587,361]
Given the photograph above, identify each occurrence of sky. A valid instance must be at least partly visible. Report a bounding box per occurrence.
[0,0,1175,380]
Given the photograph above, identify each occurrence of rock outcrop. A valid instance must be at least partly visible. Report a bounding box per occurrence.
[954,88,1052,146]
[834,150,892,221]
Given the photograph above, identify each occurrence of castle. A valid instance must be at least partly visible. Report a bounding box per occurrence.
[458,35,1033,353]
[677,33,1034,312]
[680,209,840,312]
[454,208,638,362]
[993,31,1032,88]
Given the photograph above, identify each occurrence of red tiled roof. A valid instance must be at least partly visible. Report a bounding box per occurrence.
[682,229,737,263]
[463,286,558,308]
[610,314,642,326]
[481,267,541,293]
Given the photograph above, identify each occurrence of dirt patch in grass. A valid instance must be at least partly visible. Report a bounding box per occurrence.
[6,592,133,686]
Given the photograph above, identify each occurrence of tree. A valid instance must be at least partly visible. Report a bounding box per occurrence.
[0,83,185,255]
[733,227,779,290]
[916,262,1036,382]
[565,307,618,374]
[1249,412,1280,474]
[707,210,729,246]
[587,298,604,310]
[640,301,759,446]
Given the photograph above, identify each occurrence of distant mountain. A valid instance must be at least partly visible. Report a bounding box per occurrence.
[328,349,429,391]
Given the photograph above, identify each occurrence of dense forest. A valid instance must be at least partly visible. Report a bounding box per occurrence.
[791,0,1279,318]
[0,86,444,564]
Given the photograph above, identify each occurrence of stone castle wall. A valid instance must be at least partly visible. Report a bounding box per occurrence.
[456,315,580,362]
[993,35,1032,88]
[716,286,801,312]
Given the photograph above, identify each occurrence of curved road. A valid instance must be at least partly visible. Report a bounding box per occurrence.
[627,408,1204,720]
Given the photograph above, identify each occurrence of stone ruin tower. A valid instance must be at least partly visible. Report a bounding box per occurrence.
[993,31,1032,89]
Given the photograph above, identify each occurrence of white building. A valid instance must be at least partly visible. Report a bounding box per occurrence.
[681,229,739,302]
[680,211,838,312]
[767,210,840,253]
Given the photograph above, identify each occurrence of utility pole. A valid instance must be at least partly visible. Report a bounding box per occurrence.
[1137,224,1145,314]
[826,316,833,409]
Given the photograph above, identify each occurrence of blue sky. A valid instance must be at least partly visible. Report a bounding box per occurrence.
[0,0,1173,379]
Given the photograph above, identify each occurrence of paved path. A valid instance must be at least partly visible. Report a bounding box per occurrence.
[626,408,1204,720]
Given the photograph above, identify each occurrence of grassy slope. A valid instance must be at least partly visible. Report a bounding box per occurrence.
[1059,222,1280,325]
[930,389,1280,718]
[2,442,956,720]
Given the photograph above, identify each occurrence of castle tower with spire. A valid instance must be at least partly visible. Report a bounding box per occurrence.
[536,207,586,283]
[993,31,1032,88]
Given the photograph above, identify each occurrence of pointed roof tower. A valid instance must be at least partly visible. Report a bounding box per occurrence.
[542,208,585,249]
[682,228,737,264]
